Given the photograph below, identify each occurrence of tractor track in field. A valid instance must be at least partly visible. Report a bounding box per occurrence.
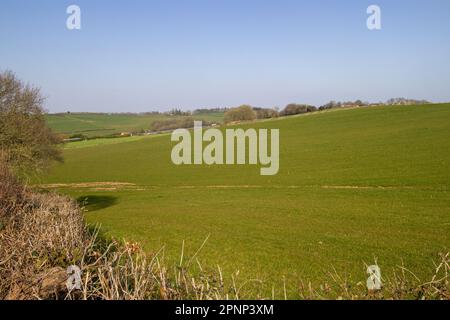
[38,182,442,192]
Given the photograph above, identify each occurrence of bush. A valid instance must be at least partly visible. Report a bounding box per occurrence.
[280,104,317,116]
[306,105,317,113]
[151,117,211,132]
[254,108,279,119]
[224,105,256,123]
[319,100,368,111]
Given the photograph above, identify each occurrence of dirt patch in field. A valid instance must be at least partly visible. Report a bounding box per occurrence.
[172,185,420,190]
[39,182,136,190]
[174,185,423,190]
[320,185,417,190]
[38,183,426,192]
[206,185,264,189]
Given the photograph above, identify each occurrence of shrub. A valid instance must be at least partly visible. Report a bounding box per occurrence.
[151,117,211,132]
[319,100,369,111]
[280,104,317,116]
[319,101,338,111]
[224,105,256,123]
[306,105,317,113]
[254,108,279,119]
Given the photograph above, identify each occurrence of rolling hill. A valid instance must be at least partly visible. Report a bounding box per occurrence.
[46,112,224,138]
[39,104,450,297]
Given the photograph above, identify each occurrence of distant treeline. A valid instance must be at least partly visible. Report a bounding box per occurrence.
[58,98,430,119]
[318,98,431,111]
[150,98,433,129]
[193,108,229,114]
[61,98,432,134]
[146,108,228,117]
[221,98,432,124]
[151,117,213,132]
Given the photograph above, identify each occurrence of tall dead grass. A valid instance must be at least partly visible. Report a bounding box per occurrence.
[296,253,449,300]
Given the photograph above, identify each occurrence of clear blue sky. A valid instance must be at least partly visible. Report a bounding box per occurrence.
[1,0,449,113]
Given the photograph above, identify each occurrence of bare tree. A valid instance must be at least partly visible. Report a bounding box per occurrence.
[0,71,62,178]
[224,105,256,123]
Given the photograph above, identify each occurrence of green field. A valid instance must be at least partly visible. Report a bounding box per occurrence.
[40,104,450,298]
[61,134,170,150]
[46,112,224,138]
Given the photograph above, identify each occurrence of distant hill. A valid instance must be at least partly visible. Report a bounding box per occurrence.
[45,112,224,138]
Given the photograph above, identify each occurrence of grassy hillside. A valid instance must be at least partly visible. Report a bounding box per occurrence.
[39,104,450,297]
[46,112,224,138]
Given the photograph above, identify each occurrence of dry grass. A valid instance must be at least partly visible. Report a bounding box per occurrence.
[297,253,449,300]
[0,185,449,300]
[0,191,86,299]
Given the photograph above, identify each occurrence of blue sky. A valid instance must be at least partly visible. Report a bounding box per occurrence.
[1,0,449,113]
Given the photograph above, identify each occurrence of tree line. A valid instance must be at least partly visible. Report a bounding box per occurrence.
[222,98,431,124]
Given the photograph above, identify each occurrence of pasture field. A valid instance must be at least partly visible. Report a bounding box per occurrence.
[40,104,450,298]
[62,134,170,150]
[46,112,224,138]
